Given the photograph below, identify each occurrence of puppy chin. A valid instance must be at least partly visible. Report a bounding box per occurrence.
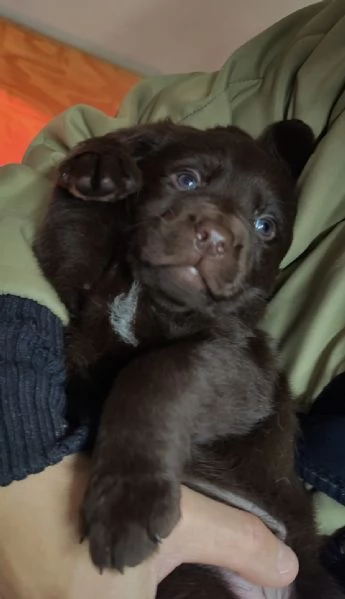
[163,265,206,292]
[138,264,211,312]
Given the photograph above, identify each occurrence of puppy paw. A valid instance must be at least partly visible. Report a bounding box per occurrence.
[57,139,142,202]
[81,471,181,572]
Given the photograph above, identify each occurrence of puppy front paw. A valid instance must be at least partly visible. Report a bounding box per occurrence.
[81,471,181,572]
[57,138,142,202]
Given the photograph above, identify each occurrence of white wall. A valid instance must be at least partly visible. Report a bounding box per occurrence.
[0,0,316,74]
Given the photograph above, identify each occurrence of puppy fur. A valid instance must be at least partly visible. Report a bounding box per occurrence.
[34,119,344,599]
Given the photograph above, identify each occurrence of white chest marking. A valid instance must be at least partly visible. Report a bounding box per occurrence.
[109,281,141,347]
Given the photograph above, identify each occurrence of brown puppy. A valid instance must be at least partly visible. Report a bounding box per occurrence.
[34,120,343,599]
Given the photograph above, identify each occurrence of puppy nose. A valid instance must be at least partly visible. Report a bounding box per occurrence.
[195,221,232,258]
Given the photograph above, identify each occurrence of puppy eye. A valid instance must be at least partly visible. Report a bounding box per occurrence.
[172,170,200,191]
[254,216,277,241]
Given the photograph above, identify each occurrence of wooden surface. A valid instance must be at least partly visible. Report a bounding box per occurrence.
[0,18,141,163]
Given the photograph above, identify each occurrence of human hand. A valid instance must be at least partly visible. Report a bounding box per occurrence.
[0,458,298,599]
[0,455,156,599]
[153,486,299,590]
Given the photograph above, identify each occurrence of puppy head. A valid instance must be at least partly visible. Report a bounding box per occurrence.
[125,120,314,313]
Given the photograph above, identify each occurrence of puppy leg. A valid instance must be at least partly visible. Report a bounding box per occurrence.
[81,336,276,572]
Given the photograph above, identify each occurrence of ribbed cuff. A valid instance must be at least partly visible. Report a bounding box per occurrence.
[0,295,89,485]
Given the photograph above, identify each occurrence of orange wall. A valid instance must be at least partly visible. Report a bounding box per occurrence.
[0,19,141,163]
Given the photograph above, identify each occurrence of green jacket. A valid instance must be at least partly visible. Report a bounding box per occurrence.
[0,0,344,532]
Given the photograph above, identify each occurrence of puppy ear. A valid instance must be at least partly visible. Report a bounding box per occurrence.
[258,119,315,181]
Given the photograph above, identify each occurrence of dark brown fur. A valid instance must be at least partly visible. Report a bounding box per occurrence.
[34,119,343,598]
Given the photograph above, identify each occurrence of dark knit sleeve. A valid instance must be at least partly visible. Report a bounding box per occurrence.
[0,294,89,485]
